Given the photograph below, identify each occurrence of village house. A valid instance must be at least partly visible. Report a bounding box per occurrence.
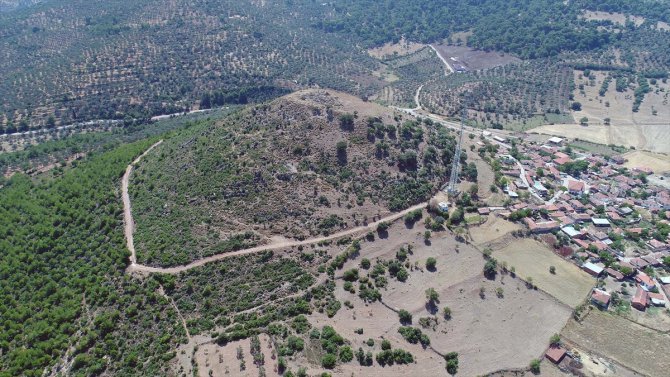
[635,271,656,291]
[582,262,603,277]
[567,180,585,195]
[632,287,649,311]
[591,289,611,309]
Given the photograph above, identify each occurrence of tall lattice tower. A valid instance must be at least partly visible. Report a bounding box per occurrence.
[447,107,467,195]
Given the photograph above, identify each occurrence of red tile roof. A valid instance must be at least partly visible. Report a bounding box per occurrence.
[568,180,585,192]
[545,346,567,364]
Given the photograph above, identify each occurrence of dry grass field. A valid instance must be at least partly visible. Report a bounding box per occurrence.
[194,334,277,377]
[562,309,670,377]
[432,44,521,71]
[368,39,426,59]
[280,219,574,376]
[469,216,523,246]
[492,239,595,308]
[532,70,670,153]
[623,150,670,174]
[580,11,645,27]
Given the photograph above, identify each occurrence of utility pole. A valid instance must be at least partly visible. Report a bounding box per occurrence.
[447,106,467,195]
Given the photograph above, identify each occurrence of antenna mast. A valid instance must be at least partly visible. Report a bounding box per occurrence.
[447,106,467,195]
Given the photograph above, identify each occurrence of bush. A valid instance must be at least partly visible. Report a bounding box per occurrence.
[445,352,459,375]
[360,258,371,269]
[381,339,391,350]
[442,306,452,319]
[483,258,497,278]
[426,257,437,271]
[398,309,412,324]
[321,353,337,369]
[530,358,541,373]
[339,346,353,362]
[343,269,359,282]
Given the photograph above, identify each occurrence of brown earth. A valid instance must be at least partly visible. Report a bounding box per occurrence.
[284,218,574,376]
[431,44,521,71]
[469,215,523,246]
[194,334,277,377]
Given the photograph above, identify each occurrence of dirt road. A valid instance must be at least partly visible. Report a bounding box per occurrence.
[126,202,427,274]
[429,44,454,75]
[123,140,163,266]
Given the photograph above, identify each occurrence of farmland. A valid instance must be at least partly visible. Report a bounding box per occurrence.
[562,309,670,377]
[492,239,595,308]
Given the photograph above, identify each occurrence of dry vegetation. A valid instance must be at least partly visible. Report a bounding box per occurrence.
[622,150,670,173]
[562,309,670,377]
[432,44,521,71]
[367,39,426,60]
[276,218,575,376]
[469,215,523,246]
[492,238,595,308]
[130,89,458,266]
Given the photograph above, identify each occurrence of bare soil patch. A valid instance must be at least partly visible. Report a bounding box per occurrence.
[492,239,595,308]
[562,309,670,377]
[432,44,521,71]
[560,69,670,153]
[368,39,426,60]
[194,334,277,377]
[580,10,645,27]
[288,219,574,376]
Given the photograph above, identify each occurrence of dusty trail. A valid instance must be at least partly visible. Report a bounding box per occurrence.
[123,140,163,266]
[127,202,426,274]
[429,44,455,75]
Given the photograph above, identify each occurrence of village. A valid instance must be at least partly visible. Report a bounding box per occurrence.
[462,131,670,368]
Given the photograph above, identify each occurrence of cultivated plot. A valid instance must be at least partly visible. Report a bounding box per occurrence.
[492,239,595,308]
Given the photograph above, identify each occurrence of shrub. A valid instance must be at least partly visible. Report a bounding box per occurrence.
[445,352,459,375]
[339,346,353,362]
[530,358,541,373]
[398,309,412,324]
[381,339,391,350]
[426,257,437,271]
[442,306,452,319]
[321,353,337,369]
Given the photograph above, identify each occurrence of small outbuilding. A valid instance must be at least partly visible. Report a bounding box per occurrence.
[545,346,567,364]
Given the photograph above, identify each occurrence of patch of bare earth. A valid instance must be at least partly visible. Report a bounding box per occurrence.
[469,215,522,246]
[194,334,277,377]
[580,10,645,27]
[562,309,670,377]
[622,150,670,174]
[288,219,574,376]
[368,38,426,60]
[431,44,521,71]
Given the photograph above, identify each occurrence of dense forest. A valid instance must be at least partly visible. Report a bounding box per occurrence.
[0,139,185,376]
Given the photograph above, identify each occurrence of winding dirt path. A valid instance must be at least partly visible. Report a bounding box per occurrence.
[123,140,163,266]
[122,140,427,275]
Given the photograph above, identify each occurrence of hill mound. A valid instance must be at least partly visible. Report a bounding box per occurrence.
[130,90,457,267]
